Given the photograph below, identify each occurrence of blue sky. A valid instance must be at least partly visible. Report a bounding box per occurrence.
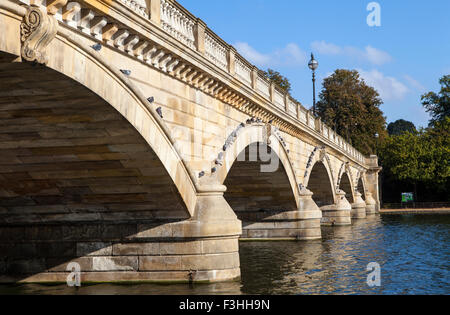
[179,0,450,128]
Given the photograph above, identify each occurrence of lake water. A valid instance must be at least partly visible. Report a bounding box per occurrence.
[1,214,449,295]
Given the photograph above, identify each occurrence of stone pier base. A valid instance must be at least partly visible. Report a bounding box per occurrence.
[239,210,322,240]
[365,192,377,214]
[239,188,322,240]
[0,220,241,284]
[321,191,352,226]
[0,193,242,284]
[351,192,367,219]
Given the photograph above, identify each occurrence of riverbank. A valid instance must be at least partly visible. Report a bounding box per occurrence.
[380,208,450,215]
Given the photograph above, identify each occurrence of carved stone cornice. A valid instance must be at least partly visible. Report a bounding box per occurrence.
[20,5,58,64]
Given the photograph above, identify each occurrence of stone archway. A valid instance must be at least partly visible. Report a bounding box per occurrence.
[340,173,354,203]
[306,161,335,207]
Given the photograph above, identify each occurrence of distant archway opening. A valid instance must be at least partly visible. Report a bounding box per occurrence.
[357,177,365,200]
[223,144,297,223]
[307,161,335,207]
[339,173,354,203]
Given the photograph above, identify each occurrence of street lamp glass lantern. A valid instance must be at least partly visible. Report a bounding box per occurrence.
[308,54,319,71]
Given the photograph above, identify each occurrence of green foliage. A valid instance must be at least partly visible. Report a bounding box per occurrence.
[380,131,434,183]
[421,75,450,126]
[423,116,450,184]
[263,69,291,93]
[316,69,387,155]
[380,116,450,201]
[387,119,417,136]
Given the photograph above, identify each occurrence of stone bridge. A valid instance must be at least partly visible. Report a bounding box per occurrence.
[0,0,381,283]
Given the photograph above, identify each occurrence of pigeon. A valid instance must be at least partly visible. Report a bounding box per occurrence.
[91,43,102,51]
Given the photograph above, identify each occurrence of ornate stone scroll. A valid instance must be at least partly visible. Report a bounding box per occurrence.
[20,6,58,64]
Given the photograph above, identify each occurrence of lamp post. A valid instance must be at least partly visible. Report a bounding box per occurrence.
[374,132,382,208]
[375,133,379,155]
[308,53,319,116]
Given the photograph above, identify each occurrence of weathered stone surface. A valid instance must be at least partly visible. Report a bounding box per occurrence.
[139,256,182,271]
[112,243,159,256]
[7,259,46,274]
[92,256,138,271]
[77,242,112,256]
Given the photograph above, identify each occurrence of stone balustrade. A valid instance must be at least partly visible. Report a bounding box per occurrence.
[160,0,195,49]
[204,30,228,72]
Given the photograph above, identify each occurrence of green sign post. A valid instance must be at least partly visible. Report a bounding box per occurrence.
[401,193,414,203]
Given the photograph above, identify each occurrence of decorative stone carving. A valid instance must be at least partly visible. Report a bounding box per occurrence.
[20,6,58,64]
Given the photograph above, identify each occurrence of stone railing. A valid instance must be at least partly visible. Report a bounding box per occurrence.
[119,0,148,17]
[160,0,195,49]
[204,30,228,72]
[234,53,252,85]
[256,73,271,100]
[12,0,367,165]
[273,88,285,110]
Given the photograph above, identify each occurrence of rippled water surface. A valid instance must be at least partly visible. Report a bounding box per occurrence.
[1,215,449,295]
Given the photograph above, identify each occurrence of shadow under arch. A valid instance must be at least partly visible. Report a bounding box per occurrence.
[217,124,300,209]
[215,124,306,239]
[34,26,198,215]
[305,161,335,207]
[339,172,355,203]
[357,173,367,200]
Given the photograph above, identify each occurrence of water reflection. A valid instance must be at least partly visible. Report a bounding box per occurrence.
[1,215,448,295]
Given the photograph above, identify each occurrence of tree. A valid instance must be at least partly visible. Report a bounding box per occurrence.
[380,117,449,202]
[421,75,450,126]
[263,69,291,93]
[423,116,450,185]
[316,69,387,155]
[387,119,417,136]
[379,130,435,201]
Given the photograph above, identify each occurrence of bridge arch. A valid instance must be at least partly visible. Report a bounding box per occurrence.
[339,172,355,203]
[303,148,336,207]
[337,163,355,203]
[0,21,200,216]
[0,51,195,221]
[356,171,368,200]
[215,124,300,210]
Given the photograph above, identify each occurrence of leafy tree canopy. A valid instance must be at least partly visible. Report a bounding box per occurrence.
[387,119,417,136]
[421,74,450,126]
[263,69,292,93]
[316,69,387,155]
[380,116,449,201]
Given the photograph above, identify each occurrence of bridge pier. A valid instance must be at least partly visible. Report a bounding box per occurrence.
[351,192,367,219]
[240,188,322,240]
[0,190,242,284]
[320,191,352,226]
[365,192,378,214]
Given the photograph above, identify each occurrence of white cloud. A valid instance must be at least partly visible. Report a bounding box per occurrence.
[234,42,307,67]
[358,69,409,101]
[364,46,392,65]
[233,42,271,66]
[403,75,426,92]
[311,41,392,66]
[311,40,342,55]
